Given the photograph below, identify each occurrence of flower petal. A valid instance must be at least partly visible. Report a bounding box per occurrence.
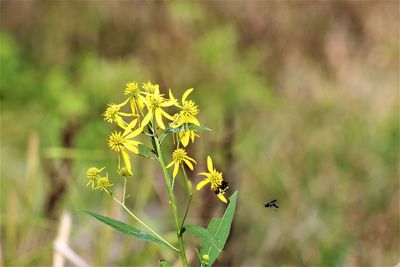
[160,99,176,107]
[196,179,210,191]
[183,159,194,170]
[141,110,153,127]
[129,100,137,116]
[155,109,165,129]
[124,126,143,139]
[160,108,174,120]
[124,142,139,154]
[169,89,178,105]
[124,139,141,146]
[180,132,190,147]
[138,95,146,109]
[121,150,132,174]
[166,161,174,168]
[182,88,193,103]
[116,98,130,108]
[187,116,200,126]
[207,156,213,172]
[187,157,197,163]
[116,116,127,129]
[173,163,179,178]
[217,193,228,203]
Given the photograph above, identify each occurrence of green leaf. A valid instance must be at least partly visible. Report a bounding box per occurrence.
[137,144,156,159]
[200,191,238,266]
[83,210,170,249]
[164,123,211,135]
[184,225,221,253]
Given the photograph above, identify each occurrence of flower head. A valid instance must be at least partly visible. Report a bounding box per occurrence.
[124,82,139,96]
[86,167,105,189]
[118,167,133,177]
[196,156,228,203]
[169,89,201,146]
[141,87,176,129]
[124,81,145,115]
[142,81,159,94]
[95,174,113,191]
[108,119,143,174]
[180,88,200,125]
[103,99,131,128]
[166,148,197,178]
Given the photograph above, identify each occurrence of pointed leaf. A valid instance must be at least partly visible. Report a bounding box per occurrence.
[83,210,170,249]
[200,191,238,266]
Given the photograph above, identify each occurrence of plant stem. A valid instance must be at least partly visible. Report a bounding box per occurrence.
[153,134,189,267]
[106,190,179,252]
[181,166,192,196]
[179,193,193,233]
[122,177,127,205]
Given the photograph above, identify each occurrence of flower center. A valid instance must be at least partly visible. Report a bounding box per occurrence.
[108,131,124,152]
[182,100,199,117]
[172,148,187,163]
[209,170,223,191]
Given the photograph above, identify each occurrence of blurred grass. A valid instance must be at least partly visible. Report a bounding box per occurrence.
[1,1,398,266]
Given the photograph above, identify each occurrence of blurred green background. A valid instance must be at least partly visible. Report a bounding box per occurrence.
[1,1,398,266]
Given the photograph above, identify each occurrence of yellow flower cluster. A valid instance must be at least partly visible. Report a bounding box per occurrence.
[101,81,201,175]
[89,81,229,202]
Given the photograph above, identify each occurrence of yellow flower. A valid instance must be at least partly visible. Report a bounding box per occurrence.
[108,119,143,174]
[95,173,113,191]
[169,89,201,146]
[86,167,105,189]
[179,129,199,147]
[171,88,200,126]
[166,148,197,178]
[103,99,131,128]
[124,81,146,115]
[142,81,159,94]
[141,87,175,129]
[196,156,228,203]
[179,88,200,125]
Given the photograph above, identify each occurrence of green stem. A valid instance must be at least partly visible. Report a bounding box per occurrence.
[106,190,179,252]
[153,134,189,267]
[122,177,127,205]
[181,166,192,196]
[179,193,193,233]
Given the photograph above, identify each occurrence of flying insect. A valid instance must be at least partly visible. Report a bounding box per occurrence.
[264,199,279,210]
